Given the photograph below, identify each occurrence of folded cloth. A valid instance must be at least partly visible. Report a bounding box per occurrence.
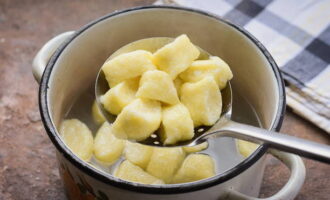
[156,0,330,133]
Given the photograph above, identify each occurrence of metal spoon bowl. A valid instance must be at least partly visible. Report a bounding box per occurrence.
[96,37,330,164]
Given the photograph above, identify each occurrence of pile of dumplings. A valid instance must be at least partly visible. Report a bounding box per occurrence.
[101,34,233,144]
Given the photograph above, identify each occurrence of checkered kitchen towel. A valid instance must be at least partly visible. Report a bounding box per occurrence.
[156,0,330,133]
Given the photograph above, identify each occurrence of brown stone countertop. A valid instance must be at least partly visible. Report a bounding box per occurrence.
[0,0,329,199]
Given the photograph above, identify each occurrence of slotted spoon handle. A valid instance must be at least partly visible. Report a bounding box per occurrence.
[205,120,330,163]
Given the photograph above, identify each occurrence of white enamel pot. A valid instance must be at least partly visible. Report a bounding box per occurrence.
[33,6,306,200]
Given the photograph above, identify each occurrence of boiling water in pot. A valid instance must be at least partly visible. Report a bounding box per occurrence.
[65,84,261,176]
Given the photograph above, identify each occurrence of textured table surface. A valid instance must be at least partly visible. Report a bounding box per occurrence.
[0,0,329,199]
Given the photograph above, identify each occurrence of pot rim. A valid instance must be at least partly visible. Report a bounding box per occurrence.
[39,5,286,194]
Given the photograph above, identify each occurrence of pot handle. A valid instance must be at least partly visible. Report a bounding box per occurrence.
[32,31,75,83]
[224,149,305,200]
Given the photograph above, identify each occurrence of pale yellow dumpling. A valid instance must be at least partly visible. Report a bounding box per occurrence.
[125,141,153,169]
[172,154,215,183]
[111,98,161,141]
[180,56,233,89]
[153,34,200,79]
[92,100,106,125]
[237,140,259,158]
[101,77,139,115]
[160,103,194,145]
[146,148,185,183]
[136,70,179,105]
[209,56,233,89]
[114,160,164,185]
[60,119,94,161]
[183,142,208,153]
[181,76,222,127]
[93,122,125,164]
[102,50,156,87]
